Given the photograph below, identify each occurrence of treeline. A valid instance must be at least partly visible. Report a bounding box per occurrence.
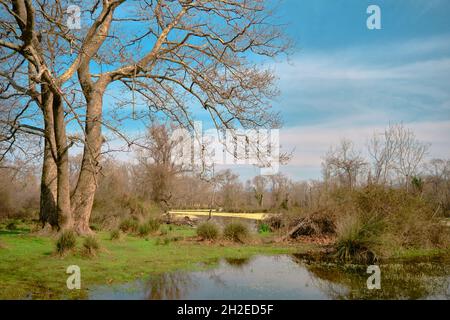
[1,123,449,223]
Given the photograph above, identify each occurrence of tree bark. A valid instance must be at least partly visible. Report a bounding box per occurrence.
[71,91,104,234]
[52,93,73,230]
[39,88,58,228]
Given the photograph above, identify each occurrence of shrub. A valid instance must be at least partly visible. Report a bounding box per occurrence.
[119,218,139,233]
[6,221,17,230]
[156,237,171,245]
[110,229,122,240]
[197,222,220,240]
[146,218,161,233]
[56,230,77,255]
[138,223,151,237]
[263,215,284,231]
[257,223,271,234]
[83,235,100,256]
[292,185,450,259]
[224,222,249,242]
[159,225,169,236]
[335,214,382,263]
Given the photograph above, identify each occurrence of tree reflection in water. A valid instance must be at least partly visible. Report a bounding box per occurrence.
[224,257,252,268]
[143,257,255,299]
[144,272,195,300]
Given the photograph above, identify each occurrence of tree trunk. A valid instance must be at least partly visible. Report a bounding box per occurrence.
[71,93,104,234]
[39,87,58,229]
[40,145,58,227]
[53,93,73,230]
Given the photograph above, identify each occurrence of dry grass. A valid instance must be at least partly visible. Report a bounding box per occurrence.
[196,222,220,241]
[283,185,450,262]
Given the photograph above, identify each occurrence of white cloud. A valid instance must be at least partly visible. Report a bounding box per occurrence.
[279,120,450,179]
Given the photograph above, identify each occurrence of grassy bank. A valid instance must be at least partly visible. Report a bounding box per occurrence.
[0,223,310,300]
[1,215,448,300]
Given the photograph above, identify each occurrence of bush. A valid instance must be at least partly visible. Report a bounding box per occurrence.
[264,216,284,231]
[6,221,17,230]
[197,222,220,240]
[138,223,151,237]
[56,230,77,255]
[146,218,161,233]
[257,223,271,234]
[82,235,100,256]
[285,185,450,259]
[110,229,122,240]
[224,222,249,242]
[119,218,139,233]
[335,214,382,263]
[159,225,169,236]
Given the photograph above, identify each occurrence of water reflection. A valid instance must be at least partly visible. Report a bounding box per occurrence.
[145,273,195,300]
[292,254,450,300]
[89,254,450,300]
[224,257,252,268]
[302,261,449,299]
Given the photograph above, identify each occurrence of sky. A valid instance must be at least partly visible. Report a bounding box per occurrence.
[99,0,450,181]
[270,0,450,180]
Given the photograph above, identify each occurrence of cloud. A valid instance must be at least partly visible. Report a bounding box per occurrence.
[279,120,450,180]
[269,35,450,179]
[271,34,450,129]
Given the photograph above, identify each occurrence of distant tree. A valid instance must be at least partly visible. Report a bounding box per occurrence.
[134,123,182,208]
[424,158,450,214]
[323,139,367,190]
[268,173,291,209]
[252,175,268,208]
[368,124,398,186]
[391,124,429,191]
[215,169,242,211]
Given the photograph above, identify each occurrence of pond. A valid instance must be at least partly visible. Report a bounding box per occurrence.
[89,255,450,300]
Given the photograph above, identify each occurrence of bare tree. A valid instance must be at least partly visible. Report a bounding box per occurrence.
[215,169,242,211]
[134,123,183,208]
[391,124,429,190]
[424,158,450,213]
[323,139,367,190]
[268,173,290,209]
[0,0,289,233]
[251,175,267,208]
[368,124,397,186]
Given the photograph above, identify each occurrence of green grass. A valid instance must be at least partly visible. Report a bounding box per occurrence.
[391,247,450,261]
[0,224,309,299]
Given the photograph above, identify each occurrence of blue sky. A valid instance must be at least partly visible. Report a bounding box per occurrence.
[100,1,450,181]
[268,0,450,180]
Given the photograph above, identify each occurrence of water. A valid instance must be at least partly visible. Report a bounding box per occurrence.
[89,255,450,300]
